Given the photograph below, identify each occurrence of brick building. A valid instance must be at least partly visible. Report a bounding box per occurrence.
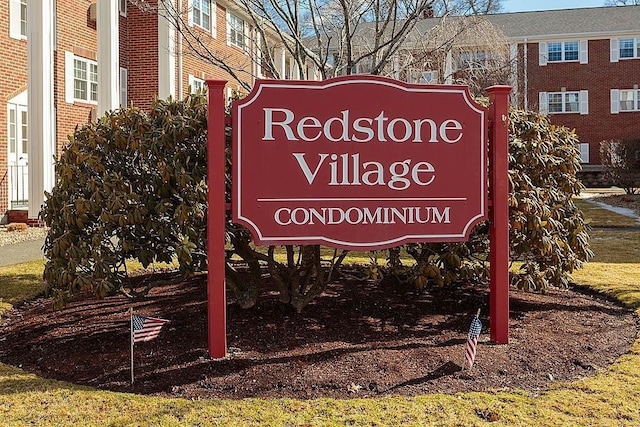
[1,0,316,223]
[2,4,639,222]
[412,6,640,184]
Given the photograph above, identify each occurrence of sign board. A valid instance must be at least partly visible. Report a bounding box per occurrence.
[232,76,487,250]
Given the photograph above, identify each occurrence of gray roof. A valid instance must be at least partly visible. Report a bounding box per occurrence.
[410,5,640,42]
[477,5,640,40]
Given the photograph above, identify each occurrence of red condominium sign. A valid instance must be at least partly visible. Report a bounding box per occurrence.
[232,75,487,250]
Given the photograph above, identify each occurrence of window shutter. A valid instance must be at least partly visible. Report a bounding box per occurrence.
[579,143,590,164]
[539,42,547,66]
[610,89,620,114]
[188,0,194,26]
[226,11,232,46]
[610,38,619,62]
[210,1,217,38]
[9,0,22,39]
[65,52,75,104]
[119,67,128,107]
[539,92,548,114]
[579,40,588,64]
[579,90,589,115]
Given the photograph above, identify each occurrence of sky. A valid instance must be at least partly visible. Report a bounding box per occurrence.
[501,0,608,13]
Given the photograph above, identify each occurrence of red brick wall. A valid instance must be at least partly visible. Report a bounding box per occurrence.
[0,0,28,215]
[55,0,99,156]
[180,1,253,97]
[123,1,159,110]
[519,39,640,165]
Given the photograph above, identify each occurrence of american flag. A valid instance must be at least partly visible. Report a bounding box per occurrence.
[132,314,169,343]
[465,312,482,369]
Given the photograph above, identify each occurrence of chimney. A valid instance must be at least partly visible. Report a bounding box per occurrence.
[422,6,435,19]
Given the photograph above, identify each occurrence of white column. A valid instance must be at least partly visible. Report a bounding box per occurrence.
[27,0,55,219]
[279,47,286,79]
[97,0,120,116]
[444,50,453,84]
[158,0,176,99]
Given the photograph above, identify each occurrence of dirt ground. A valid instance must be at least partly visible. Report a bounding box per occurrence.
[0,269,636,400]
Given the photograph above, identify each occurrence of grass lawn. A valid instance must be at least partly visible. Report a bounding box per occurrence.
[0,210,639,426]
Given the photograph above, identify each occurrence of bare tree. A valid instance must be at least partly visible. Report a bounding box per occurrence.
[605,0,640,5]
[432,0,503,15]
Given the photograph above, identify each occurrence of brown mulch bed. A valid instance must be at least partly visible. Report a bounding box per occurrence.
[0,271,637,400]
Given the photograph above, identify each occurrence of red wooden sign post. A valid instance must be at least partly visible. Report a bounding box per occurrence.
[487,86,511,344]
[206,77,511,358]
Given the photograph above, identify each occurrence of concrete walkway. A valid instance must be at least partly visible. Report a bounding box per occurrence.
[0,239,45,268]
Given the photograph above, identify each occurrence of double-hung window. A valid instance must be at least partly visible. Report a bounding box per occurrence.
[227,13,245,49]
[619,38,640,59]
[540,40,587,65]
[188,75,205,93]
[74,58,98,103]
[548,92,579,113]
[9,0,28,39]
[611,37,640,61]
[547,41,578,62]
[539,90,588,115]
[192,0,213,32]
[611,89,640,113]
[65,52,98,104]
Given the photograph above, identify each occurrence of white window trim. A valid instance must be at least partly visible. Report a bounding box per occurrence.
[188,0,217,37]
[9,0,27,40]
[65,52,98,105]
[119,0,127,17]
[539,90,588,115]
[226,11,247,50]
[420,70,438,84]
[188,74,205,94]
[540,40,587,65]
[611,88,640,113]
[618,37,640,60]
[579,143,590,164]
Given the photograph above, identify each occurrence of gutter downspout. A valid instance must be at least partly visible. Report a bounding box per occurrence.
[523,38,528,110]
[177,0,183,99]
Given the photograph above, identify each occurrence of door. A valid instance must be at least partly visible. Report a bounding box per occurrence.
[7,101,28,208]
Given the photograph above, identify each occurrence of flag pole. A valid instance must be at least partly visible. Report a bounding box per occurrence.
[130,307,134,385]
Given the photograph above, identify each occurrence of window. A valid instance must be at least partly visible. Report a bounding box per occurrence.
[227,13,245,49]
[119,0,127,16]
[547,41,578,62]
[191,0,212,32]
[540,40,587,65]
[74,58,98,102]
[539,91,588,115]
[612,89,640,113]
[421,70,438,84]
[8,109,16,154]
[456,51,488,70]
[579,143,590,164]
[188,75,205,93]
[548,92,579,113]
[612,38,640,61]
[9,0,28,39]
[65,52,98,104]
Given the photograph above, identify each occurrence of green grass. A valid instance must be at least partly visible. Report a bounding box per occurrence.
[0,260,46,316]
[574,198,640,228]
[0,218,639,425]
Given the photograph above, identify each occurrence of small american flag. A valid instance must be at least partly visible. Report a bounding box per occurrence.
[465,311,482,369]
[132,314,169,343]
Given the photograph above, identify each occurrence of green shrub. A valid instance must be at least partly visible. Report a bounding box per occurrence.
[42,95,209,306]
[42,97,591,309]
